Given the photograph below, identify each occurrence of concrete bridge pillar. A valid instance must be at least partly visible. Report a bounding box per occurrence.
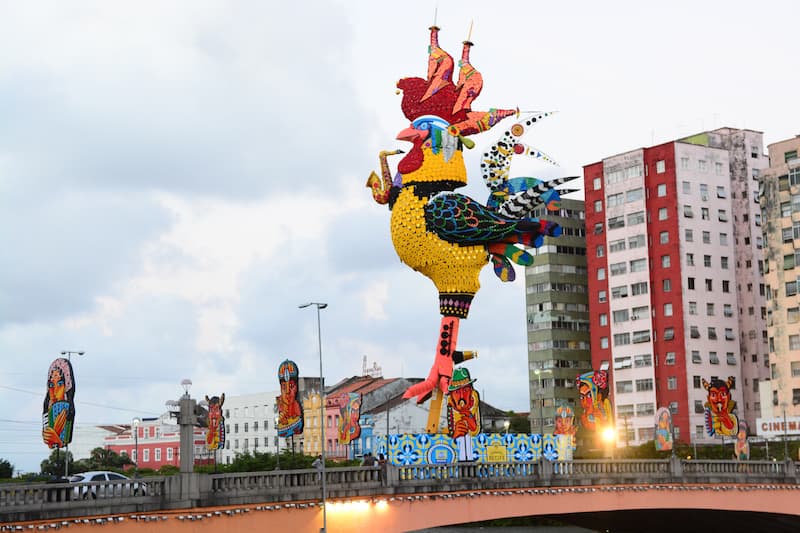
[670,455,683,479]
[539,459,553,484]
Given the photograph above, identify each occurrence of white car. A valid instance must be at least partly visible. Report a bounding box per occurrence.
[68,471,147,499]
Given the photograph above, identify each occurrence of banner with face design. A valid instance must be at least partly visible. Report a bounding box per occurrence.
[42,358,76,449]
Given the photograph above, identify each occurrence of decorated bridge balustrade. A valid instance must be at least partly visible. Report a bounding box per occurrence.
[2,459,798,523]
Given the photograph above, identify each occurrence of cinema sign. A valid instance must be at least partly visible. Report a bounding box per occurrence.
[756,417,800,438]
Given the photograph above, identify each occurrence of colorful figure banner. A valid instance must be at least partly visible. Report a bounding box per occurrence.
[277,359,303,438]
[576,370,613,433]
[42,358,76,449]
[446,367,481,461]
[205,394,225,452]
[654,407,673,452]
[554,403,577,451]
[703,376,738,437]
[336,392,362,445]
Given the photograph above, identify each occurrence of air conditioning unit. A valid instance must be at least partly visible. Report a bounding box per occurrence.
[631,315,639,320]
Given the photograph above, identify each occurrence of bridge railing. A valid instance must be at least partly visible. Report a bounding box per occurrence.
[3,460,798,523]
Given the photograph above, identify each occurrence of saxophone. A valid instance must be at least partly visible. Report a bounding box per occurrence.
[366,149,404,205]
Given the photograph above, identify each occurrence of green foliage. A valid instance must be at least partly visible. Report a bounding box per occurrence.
[40,449,73,477]
[158,464,179,476]
[70,448,134,474]
[505,411,530,434]
[0,459,14,478]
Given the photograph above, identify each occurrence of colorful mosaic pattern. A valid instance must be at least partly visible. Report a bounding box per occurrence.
[368,24,575,407]
[205,394,225,452]
[375,433,569,466]
[703,376,738,438]
[654,407,673,452]
[42,358,76,449]
[336,392,362,445]
[576,370,613,433]
[277,359,304,438]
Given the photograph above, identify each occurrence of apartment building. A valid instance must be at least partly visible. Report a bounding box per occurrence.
[525,198,592,434]
[583,129,767,445]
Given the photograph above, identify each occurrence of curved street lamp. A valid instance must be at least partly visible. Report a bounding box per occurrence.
[299,302,328,533]
[60,350,84,478]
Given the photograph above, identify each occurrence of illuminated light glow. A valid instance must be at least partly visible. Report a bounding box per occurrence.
[601,426,616,443]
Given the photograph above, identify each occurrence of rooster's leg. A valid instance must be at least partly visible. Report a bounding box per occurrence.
[403,316,460,406]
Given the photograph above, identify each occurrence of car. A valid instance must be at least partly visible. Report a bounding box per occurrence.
[68,471,147,499]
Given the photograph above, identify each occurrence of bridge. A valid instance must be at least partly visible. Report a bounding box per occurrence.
[2,458,800,532]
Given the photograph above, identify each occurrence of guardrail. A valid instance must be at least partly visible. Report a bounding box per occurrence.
[2,459,798,523]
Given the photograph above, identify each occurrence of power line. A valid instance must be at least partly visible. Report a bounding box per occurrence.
[0,386,161,415]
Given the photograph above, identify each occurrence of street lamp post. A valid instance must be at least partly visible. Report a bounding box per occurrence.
[299,302,328,533]
[782,402,789,460]
[60,350,84,478]
[132,417,141,475]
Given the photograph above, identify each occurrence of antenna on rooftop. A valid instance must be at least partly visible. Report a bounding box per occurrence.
[362,355,383,378]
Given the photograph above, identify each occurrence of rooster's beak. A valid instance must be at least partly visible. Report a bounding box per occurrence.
[397,126,428,142]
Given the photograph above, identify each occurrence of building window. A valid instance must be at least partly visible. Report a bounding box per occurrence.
[657,183,667,197]
[614,357,632,370]
[686,253,694,266]
[155,448,161,462]
[703,255,711,268]
[143,449,150,463]
[617,381,633,394]
[626,188,643,203]
[600,336,609,349]
[790,335,800,351]
[691,351,702,364]
[684,205,694,218]
[663,279,671,292]
[688,277,695,290]
[627,211,645,225]
[701,207,709,220]
[689,301,697,315]
[705,279,713,291]
[658,207,668,220]
[665,352,676,365]
[598,290,607,303]
[709,352,720,365]
[720,233,728,246]
[726,352,737,365]
[702,231,711,244]
[167,448,174,461]
[599,313,608,326]
[636,379,654,392]
[707,303,715,316]
[608,216,625,229]
[614,333,631,346]
[628,234,646,249]
[610,262,626,276]
[594,199,603,212]
[607,192,624,207]
[656,161,666,174]
[708,327,717,340]
[663,327,674,340]
[244,422,249,433]
[681,157,689,170]
[721,257,729,269]
[722,280,730,293]
[634,354,652,367]
[660,231,669,244]
[593,177,601,190]
[664,303,673,316]
[613,309,629,323]
[597,267,606,280]
[629,259,647,273]
[718,209,728,222]
[698,160,707,172]
[690,326,700,339]
[661,255,670,268]
[667,377,677,390]
[632,330,651,343]
[631,282,648,295]
[596,245,605,257]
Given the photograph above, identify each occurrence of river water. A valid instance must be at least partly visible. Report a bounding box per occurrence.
[412,526,596,532]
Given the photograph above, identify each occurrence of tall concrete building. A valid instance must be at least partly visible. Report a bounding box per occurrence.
[525,198,591,434]
[760,135,800,419]
[583,128,767,445]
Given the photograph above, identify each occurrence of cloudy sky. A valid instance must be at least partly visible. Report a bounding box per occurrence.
[1,0,797,473]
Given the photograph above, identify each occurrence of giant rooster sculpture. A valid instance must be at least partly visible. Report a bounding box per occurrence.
[367,25,577,433]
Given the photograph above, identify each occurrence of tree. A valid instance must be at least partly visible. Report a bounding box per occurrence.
[40,449,73,477]
[0,459,13,478]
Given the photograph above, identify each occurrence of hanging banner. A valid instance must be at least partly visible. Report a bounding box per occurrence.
[336,392,363,445]
[205,394,226,451]
[735,421,750,460]
[576,370,613,433]
[703,376,738,437]
[277,359,304,438]
[446,367,481,461]
[654,407,673,451]
[42,358,76,449]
